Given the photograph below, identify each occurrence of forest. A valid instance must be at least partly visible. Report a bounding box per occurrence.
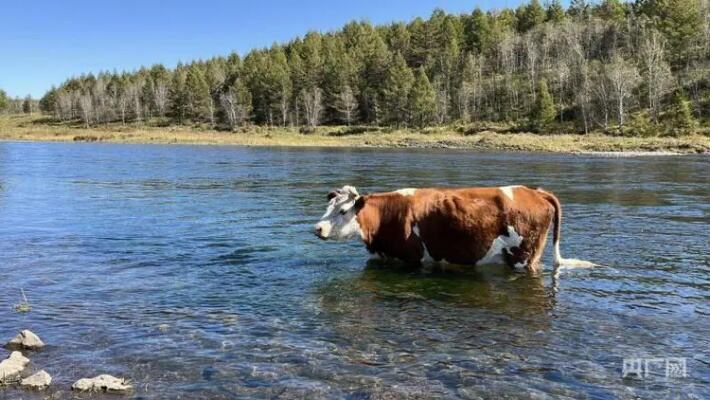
[12,0,708,136]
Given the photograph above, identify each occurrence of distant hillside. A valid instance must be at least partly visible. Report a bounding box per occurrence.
[37,0,709,136]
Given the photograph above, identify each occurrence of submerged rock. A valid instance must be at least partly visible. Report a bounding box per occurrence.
[72,374,132,393]
[20,370,52,390]
[0,351,30,384]
[6,330,45,350]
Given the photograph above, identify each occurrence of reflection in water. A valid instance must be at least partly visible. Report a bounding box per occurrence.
[0,143,707,399]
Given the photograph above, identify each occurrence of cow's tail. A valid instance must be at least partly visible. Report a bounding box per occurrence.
[539,189,596,269]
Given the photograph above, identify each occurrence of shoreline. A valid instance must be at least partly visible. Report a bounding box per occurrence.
[1,115,708,154]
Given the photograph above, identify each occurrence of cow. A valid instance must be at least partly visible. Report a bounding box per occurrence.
[314,185,593,272]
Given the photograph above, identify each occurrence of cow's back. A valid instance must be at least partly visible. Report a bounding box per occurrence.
[409,186,554,265]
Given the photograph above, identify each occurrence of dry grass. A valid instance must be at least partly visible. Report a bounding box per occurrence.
[1,114,708,154]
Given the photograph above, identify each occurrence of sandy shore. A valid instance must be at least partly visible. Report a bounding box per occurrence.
[1,115,708,154]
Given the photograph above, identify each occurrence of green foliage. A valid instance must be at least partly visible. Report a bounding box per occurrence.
[666,92,698,135]
[0,89,9,113]
[546,0,566,23]
[638,0,703,64]
[516,0,546,32]
[530,79,556,131]
[381,53,415,126]
[408,67,437,127]
[594,0,627,22]
[625,110,657,137]
[22,96,33,114]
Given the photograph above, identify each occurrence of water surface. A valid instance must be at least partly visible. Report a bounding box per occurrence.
[0,142,707,399]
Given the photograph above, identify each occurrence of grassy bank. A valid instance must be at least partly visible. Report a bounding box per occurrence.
[1,114,708,154]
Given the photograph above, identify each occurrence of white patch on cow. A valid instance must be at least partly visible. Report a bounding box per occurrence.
[500,185,521,201]
[476,225,524,266]
[514,260,528,271]
[395,188,417,196]
[412,224,434,262]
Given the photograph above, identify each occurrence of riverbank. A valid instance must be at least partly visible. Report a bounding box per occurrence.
[1,115,708,153]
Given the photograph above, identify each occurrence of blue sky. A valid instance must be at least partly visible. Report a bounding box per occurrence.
[1,0,538,98]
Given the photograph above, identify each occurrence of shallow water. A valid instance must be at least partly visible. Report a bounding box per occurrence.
[0,142,707,399]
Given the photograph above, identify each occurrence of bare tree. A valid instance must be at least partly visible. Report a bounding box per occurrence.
[605,54,640,126]
[91,78,107,123]
[638,29,672,122]
[592,61,611,129]
[78,93,93,127]
[336,85,358,125]
[500,32,519,117]
[55,90,73,121]
[127,81,143,122]
[118,90,130,125]
[278,78,291,127]
[523,32,539,103]
[433,77,449,124]
[153,81,169,117]
[219,84,251,129]
[301,87,323,127]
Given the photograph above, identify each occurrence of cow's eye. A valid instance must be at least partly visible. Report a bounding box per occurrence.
[339,209,347,215]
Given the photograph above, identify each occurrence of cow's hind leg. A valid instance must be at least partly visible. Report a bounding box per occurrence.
[503,226,549,274]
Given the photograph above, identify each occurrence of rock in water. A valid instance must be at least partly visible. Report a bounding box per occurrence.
[20,370,52,390]
[7,330,45,350]
[72,374,132,393]
[0,351,30,384]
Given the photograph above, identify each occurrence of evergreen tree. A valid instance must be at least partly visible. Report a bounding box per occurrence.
[516,0,546,32]
[545,0,566,23]
[638,0,703,64]
[408,67,437,127]
[169,68,188,122]
[22,95,33,114]
[530,79,555,130]
[381,53,414,126]
[0,89,10,113]
[185,65,210,121]
[594,0,626,22]
[668,92,697,134]
[464,8,492,54]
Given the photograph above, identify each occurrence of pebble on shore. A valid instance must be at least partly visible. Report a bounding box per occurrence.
[20,370,52,390]
[6,330,45,350]
[72,374,133,394]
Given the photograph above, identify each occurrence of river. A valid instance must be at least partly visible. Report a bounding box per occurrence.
[0,142,707,399]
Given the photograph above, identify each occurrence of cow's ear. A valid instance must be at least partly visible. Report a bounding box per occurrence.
[353,196,365,212]
[327,191,338,201]
[342,185,359,198]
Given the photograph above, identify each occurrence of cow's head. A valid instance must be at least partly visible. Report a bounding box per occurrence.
[314,185,364,241]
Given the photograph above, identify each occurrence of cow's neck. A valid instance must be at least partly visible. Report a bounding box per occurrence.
[355,195,420,260]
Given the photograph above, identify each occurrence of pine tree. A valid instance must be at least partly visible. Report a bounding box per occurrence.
[0,89,9,114]
[516,0,546,32]
[638,0,703,65]
[530,79,555,131]
[22,95,33,114]
[408,67,436,128]
[381,53,414,126]
[669,92,697,134]
[185,65,210,122]
[546,0,566,23]
[169,68,188,122]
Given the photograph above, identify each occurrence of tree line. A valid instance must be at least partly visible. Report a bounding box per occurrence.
[37,0,708,135]
[0,90,37,115]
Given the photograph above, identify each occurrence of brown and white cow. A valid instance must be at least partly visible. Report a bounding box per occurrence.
[314,185,593,272]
